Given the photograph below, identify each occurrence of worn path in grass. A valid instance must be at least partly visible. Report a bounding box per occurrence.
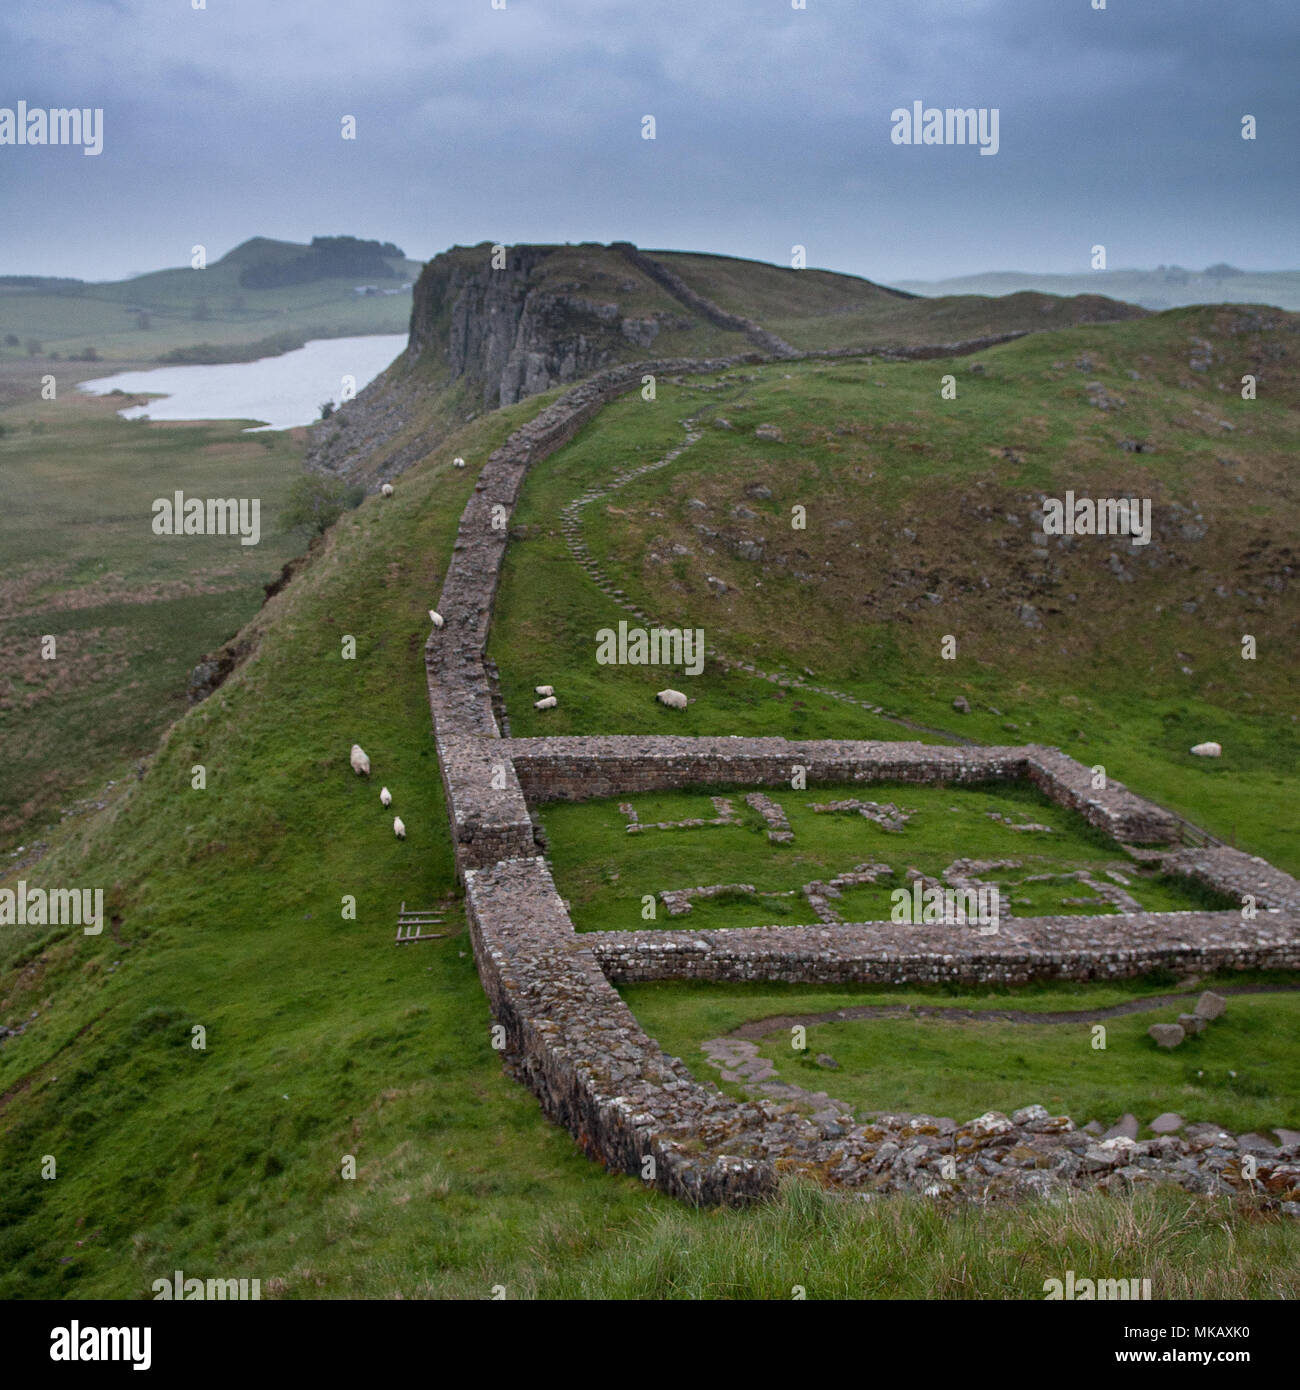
[723,981,1300,1037]
[558,404,978,745]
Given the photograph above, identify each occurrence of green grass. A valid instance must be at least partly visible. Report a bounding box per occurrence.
[540,781,1219,934]
[623,974,1300,1136]
[1,387,689,1300]
[526,1180,1300,1300]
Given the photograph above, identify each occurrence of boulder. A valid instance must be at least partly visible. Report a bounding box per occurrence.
[754,423,785,442]
[1177,1012,1207,1035]
[953,696,971,714]
[1102,1113,1139,1141]
[1190,741,1222,757]
[1194,991,1226,1021]
[1149,1112,1185,1134]
[1148,1023,1185,1049]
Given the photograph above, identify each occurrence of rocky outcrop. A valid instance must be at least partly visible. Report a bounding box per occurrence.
[408,242,744,410]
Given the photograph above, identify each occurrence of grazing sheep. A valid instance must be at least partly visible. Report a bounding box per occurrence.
[534,695,557,710]
[656,689,688,710]
[1190,741,1222,758]
[534,685,554,697]
[380,482,394,497]
[453,456,466,468]
[380,786,392,807]
[393,816,406,839]
[350,744,371,776]
[428,609,445,629]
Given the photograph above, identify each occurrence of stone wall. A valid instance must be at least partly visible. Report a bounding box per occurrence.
[504,735,1181,844]
[589,910,1300,986]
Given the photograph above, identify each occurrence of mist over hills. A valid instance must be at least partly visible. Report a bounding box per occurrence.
[896,266,1300,313]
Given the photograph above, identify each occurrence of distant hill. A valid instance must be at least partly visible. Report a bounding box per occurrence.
[0,235,424,364]
[309,238,1146,484]
[894,266,1300,313]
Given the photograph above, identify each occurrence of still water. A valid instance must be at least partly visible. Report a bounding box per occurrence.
[79,334,407,430]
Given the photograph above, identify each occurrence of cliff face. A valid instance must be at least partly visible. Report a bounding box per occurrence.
[407,242,704,408]
[305,240,715,481]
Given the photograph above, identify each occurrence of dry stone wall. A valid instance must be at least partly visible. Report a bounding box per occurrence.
[504,736,1181,844]
[589,910,1300,986]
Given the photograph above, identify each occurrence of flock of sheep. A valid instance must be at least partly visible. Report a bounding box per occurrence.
[531,686,688,711]
[349,743,403,837]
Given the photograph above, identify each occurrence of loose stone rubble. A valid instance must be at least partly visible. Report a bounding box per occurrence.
[421,337,1300,1208]
[745,792,794,842]
[811,798,916,832]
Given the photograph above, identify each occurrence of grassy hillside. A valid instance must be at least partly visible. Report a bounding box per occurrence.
[3,281,1297,1300]
[491,305,1299,870]
[0,237,421,365]
[3,368,1297,1302]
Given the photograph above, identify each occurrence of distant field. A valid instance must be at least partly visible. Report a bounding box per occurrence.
[0,360,307,845]
[0,238,422,364]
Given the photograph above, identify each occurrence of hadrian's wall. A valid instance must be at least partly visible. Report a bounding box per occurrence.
[420,297,1300,1207]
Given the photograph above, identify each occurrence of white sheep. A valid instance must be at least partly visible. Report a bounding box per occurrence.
[380,786,392,807]
[428,609,445,629]
[380,482,394,497]
[535,685,554,697]
[534,695,557,710]
[1190,741,1222,758]
[350,743,371,776]
[656,689,688,710]
[453,456,466,468]
[393,816,406,839]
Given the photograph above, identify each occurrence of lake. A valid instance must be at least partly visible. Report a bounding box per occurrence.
[78,334,408,430]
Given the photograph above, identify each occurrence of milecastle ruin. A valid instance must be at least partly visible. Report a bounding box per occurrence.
[420,254,1300,1209]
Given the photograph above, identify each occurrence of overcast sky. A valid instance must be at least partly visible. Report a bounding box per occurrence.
[2,0,1296,283]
